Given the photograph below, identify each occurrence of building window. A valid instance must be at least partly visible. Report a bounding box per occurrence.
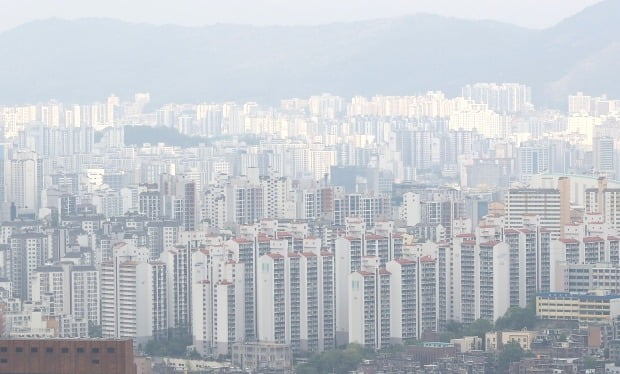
[0,347,6,352]
[92,359,100,364]
[0,359,6,364]
[46,348,53,353]
[61,348,69,353]
[92,348,100,353]
[15,347,23,353]
[30,348,38,353]
[107,348,116,353]
[77,348,85,353]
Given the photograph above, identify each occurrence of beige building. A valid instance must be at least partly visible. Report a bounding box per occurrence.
[134,356,153,374]
[485,330,537,352]
[451,336,483,353]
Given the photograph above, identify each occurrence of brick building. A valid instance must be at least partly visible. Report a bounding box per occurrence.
[0,338,136,374]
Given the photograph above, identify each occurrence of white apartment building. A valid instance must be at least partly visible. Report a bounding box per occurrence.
[400,192,421,227]
[259,175,294,220]
[504,229,540,308]
[31,262,101,328]
[191,244,246,357]
[334,236,363,344]
[9,232,49,301]
[386,258,416,344]
[70,265,100,324]
[225,178,265,225]
[146,220,179,261]
[452,235,510,323]
[7,150,42,212]
[226,238,258,341]
[477,241,510,322]
[163,245,191,333]
[257,253,286,345]
[552,235,620,267]
[418,256,438,336]
[454,234,476,324]
[192,279,213,356]
[255,240,336,355]
[505,189,563,237]
[348,257,391,350]
[30,265,69,317]
[564,263,620,294]
[139,191,162,219]
[586,188,620,232]
[202,185,227,228]
[100,242,167,344]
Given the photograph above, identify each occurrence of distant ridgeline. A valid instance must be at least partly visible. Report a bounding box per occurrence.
[95,125,261,147]
[0,0,619,107]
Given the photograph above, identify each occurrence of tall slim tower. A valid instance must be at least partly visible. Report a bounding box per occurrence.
[7,150,43,213]
[558,177,571,237]
[593,136,615,178]
[106,94,120,127]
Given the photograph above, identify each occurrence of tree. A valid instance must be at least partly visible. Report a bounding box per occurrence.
[438,320,466,342]
[495,305,536,331]
[188,349,201,360]
[466,319,494,339]
[88,321,102,338]
[143,334,193,358]
[295,365,316,374]
[446,320,464,336]
[583,356,598,370]
[497,341,526,373]
[295,344,372,374]
[438,319,494,342]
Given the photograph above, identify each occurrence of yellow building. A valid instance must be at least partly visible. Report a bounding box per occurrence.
[536,292,620,324]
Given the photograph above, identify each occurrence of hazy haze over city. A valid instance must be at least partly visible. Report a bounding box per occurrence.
[2,1,620,374]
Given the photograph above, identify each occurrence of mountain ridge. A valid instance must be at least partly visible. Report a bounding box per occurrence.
[0,0,617,107]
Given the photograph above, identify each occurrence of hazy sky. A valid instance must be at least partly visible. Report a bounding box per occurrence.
[1,0,602,32]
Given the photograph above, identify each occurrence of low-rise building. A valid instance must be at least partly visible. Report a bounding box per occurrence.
[536,292,620,324]
[159,358,234,372]
[485,330,537,352]
[231,342,292,371]
[451,336,483,353]
[406,343,457,366]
